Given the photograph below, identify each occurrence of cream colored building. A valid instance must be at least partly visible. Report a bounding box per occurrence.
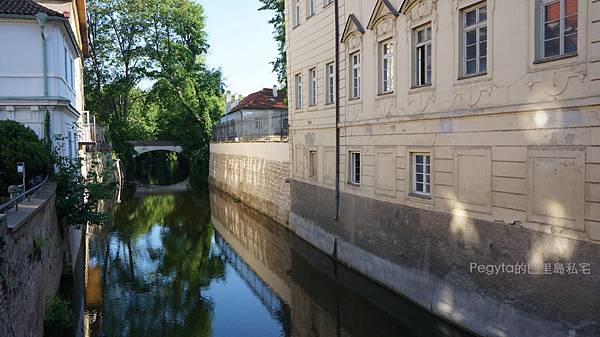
[286,0,600,336]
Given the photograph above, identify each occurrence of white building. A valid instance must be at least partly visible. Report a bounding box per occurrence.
[0,0,89,159]
[214,87,288,142]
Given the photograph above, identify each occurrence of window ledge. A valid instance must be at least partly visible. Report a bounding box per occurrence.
[533,52,578,65]
[458,72,487,81]
[408,192,431,200]
[377,91,395,97]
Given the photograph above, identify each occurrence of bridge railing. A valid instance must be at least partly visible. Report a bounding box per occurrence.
[212,113,288,143]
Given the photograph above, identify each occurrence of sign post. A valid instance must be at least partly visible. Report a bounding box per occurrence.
[17,162,25,192]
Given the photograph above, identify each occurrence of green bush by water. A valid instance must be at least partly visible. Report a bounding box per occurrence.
[0,120,52,197]
[44,295,74,337]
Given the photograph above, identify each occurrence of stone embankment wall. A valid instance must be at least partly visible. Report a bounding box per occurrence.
[209,142,290,225]
[0,183,63,337]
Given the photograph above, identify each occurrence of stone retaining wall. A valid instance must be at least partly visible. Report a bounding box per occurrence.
[289,179,600,337]
[209,142,290,225]
[0,182,63,337]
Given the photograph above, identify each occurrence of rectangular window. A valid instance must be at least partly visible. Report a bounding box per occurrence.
[294,0,301,26]
[379,40,394,93]
[70,56,74,88]
[462,4,487,77]
[309,67,317,106]
[308,150,318,178]
[414,26,432,86]
[539,0,577,59]
[295,73,302,109]
[307,0,315,17]
[412,153,431,196]
[67,131,73,158]
[63,47,68,80]
[349,152,361,185]
[326,62,335,104]
[350,52,361,99]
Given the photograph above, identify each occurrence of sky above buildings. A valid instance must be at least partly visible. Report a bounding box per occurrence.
[198,0,280,96]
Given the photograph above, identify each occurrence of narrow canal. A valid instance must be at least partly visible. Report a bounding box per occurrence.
[82,164,476,337]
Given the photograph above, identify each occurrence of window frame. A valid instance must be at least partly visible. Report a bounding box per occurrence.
[309,67,317,106]
[460,3,488,78]
[293,0,301,27]
[326,62,335,105]
[537,0,578,61]
[308,150,318,179]
[349,151,361,185]
[378,39,394,94]
[413,25,432,87]
[350,51,361,100]
[295,73,303,110]
[411,153,431,197]
[307,0,315,17]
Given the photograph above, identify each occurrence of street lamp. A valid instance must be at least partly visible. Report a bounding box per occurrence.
[17,162,25,192]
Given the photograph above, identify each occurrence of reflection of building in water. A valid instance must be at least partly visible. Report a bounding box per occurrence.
[214,235,291,333]
[210,188,474,337]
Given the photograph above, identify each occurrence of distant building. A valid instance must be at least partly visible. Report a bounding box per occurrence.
[214,87,288,142]
[0,0,89,159]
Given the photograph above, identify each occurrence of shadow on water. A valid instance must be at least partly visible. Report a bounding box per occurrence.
[132,151,189,186]
[83,180,476,337]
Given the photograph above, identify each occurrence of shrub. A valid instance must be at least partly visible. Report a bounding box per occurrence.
[0,120,51,197]
[44,295,74,337]
[54,156,111,228]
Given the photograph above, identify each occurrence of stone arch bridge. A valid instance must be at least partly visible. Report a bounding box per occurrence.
[127,141,183,157]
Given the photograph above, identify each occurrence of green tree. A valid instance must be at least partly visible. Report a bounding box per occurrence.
[259,0,287,88]
[84,0,224,186]
[0,120,52,197]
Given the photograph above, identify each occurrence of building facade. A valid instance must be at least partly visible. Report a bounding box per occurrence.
[286,0,600,336]
[0,0,89,159]
[214,87,288,142]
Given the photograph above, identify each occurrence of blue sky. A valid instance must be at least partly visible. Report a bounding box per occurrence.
[198,0,280,96]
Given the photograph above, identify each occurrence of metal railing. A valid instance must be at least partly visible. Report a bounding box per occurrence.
[0,175,49,215]
[213,114,288,142]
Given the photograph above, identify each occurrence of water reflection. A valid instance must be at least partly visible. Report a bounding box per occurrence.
[84,185,475,337]
[133,151,189,186]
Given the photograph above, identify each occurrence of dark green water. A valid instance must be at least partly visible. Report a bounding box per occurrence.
[83,163,476,336]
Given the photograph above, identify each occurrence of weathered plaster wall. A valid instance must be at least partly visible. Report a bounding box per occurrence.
[290,179,600,337]
[0,183,63,337]
[209,142,290,225]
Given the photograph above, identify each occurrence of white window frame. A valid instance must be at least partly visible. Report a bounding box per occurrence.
[379,39,394,94]
[461,3,487,77]
[63,47,68,82]
[326,62,335,104]
[308,150,318,178]
[69,55,74,88]
[309,67,317,106]
[295,73,303,109]
[411,153,431,196]
[538,0,578,59]
[294,0,301,26]
[349,151,361,185]
[350,51,361,100]
[414,25,432,87]
[307,0,315,17]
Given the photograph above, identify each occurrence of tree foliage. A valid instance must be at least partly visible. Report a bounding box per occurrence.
[84,0,224,184]
[0,120,52,197]
[258,0,287,88]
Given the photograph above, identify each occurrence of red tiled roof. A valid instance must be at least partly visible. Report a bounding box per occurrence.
[0,0,64,17]
[230,88,287,113]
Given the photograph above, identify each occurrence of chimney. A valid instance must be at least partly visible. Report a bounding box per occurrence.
[225,90,232,113]
[272,85,278,98]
